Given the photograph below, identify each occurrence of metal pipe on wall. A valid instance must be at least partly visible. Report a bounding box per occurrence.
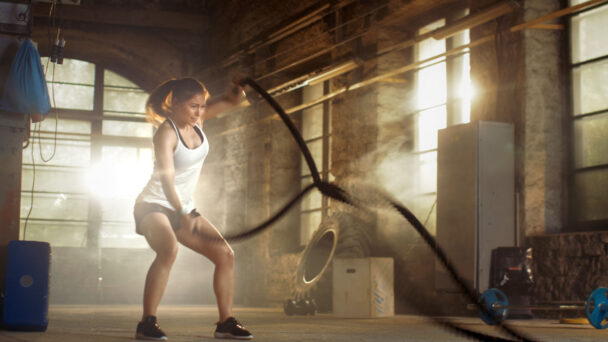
[431,0,515,40]
[221,0,360,69]
[255,0,516,85]
[212,0,602,138]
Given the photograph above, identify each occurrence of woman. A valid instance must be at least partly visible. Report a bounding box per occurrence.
[133,77,252,340]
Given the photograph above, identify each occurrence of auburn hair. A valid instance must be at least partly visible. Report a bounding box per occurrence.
[145,77,210,126]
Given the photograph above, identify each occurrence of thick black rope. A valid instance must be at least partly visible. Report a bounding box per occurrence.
[316,180,535,342]
[245,79,323,185]
[196,77,536,341]
[244,77,538,342]
[196,183,316,243]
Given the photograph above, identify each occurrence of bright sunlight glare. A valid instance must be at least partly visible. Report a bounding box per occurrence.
[87,148,152,198]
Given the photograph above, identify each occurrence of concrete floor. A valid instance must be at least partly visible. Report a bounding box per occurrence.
[0,306,606,342]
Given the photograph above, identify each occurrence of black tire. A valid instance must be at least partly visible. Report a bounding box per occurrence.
[307,212,373,312]
[283,299,296,316]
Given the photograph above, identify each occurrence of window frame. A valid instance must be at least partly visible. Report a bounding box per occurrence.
[567,1,608,231]
[407,13,472,232]
[21,59,152,247]
[298,80,332,246]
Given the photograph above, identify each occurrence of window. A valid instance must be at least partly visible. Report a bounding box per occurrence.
[21,59,152,247]
[299,82,332,245]
[569,0,608,229]
[411,17,472,233]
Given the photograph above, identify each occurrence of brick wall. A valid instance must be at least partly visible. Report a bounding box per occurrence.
[529,232,608,307]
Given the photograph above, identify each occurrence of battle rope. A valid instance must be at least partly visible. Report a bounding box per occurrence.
[244,77,536,342]
[195,77,536,342]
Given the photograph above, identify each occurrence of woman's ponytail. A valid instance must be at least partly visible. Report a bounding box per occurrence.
[146,79,177,126]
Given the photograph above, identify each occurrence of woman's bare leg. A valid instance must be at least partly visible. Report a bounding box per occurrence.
[176,215,234,322]
[141,213,179,320]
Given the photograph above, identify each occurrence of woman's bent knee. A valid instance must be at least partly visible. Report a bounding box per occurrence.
[156,243,179,265]
[215,244,234,266]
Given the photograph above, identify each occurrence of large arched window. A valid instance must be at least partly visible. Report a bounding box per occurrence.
[21,58,152,248]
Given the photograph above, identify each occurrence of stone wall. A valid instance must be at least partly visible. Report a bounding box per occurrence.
[528,232,608,317]
[521,0,569,235]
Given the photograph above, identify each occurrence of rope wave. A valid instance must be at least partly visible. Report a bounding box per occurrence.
[193,77,537,342]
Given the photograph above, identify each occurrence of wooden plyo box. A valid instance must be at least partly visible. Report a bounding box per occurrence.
[332,257,394,318]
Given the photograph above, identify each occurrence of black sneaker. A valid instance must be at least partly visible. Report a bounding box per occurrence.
[214,317,253,340]
[136,316,168,341]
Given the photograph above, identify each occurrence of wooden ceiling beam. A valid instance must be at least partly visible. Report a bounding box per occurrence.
[32,3,209,33]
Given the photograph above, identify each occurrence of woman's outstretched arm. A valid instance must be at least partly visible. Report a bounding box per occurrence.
[201,81,246,121]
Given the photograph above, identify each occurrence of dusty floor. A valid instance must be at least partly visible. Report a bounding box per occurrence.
[0,305,606,341]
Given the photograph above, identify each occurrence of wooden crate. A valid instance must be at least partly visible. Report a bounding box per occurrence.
[332,257,394,318]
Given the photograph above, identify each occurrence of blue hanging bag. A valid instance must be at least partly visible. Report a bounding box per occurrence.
[0,39,51,117]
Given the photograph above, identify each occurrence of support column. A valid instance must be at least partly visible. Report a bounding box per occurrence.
[521,0,568,235]
[470,0,567,238]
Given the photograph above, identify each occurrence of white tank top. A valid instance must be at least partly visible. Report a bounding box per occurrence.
[136,118,209,211]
